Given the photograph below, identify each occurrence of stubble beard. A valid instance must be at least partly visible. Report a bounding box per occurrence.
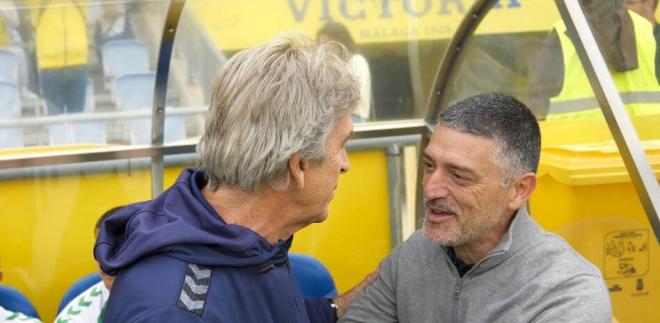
[422,200,505,248]
[422,197,472,246]
[423,216,477,247]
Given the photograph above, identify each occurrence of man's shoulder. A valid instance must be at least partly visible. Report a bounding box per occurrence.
[512,232,612,321]
[105,255,191,321]
[402,230,430,248]
[529,231,603,278]
[390,230,433,258]
[508,229,607,297]
[384,230,447,270]
[112,254,188,296]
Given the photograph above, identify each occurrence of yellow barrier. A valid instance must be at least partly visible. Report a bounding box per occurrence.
[531,116,660,323]
[0,149,391,321]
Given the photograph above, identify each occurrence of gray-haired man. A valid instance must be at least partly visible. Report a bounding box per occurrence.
[95,33,374,322]
[341,93,612,322]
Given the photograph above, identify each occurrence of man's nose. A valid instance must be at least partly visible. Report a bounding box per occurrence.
[423,170,449,199]
[339,148,350,174]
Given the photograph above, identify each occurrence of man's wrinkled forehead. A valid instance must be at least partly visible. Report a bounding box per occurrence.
[428,125,498,156]
[435,122,496,141]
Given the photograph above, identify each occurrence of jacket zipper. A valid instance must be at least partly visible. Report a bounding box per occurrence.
[452,278,463,323]
[448,249,506,323]
[285,257,306,322]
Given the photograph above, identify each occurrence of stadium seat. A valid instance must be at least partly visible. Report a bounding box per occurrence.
[114,72,155,111]
[125,116,186,145]
[5,47,29,89]
[85,77,96,112]
[115,72,186,144]
[102,40,150,84]
[0,48,18,83]
[0,80,23,148]
[1,46,43,116]
[0,80,20,118]
[48,121,107,146]
[0,285,39,319]
[45,75,105,145]
[0,128,23,149]
[57,273,101,315]
[289,253,338,298]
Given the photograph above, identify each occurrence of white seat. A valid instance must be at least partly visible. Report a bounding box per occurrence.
[48,121,107,146]
[0,48,18,83]
[114,72,186,144]
[0,80,22,148]
[102,40,150,88]
[0,80,20,118]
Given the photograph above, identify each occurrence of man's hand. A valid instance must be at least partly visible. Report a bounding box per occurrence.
[331,268,379,318]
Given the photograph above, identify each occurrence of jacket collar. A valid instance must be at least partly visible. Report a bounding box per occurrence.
[471,206,542,274]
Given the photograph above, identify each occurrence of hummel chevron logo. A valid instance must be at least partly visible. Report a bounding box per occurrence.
[78,296,92,307]
[90,286,102,297]
[67,306,81,315]
[176,263,212,316]
[5,311,40,322]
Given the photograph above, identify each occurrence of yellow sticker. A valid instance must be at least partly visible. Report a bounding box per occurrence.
[604,229,649,279]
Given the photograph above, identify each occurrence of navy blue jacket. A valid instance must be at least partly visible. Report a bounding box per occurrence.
[94,169,336,322]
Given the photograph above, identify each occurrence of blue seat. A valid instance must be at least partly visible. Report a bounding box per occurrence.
[47,76,106,146]
[114,72,155,111]
[0,80,20,118]
[57,273,101,315]
[102,40,150,83]
[0,285,39,319]
[0,48,18,83]
[115,72,186,144]
[0,80,23,148]
[85,77,96,112]
[48,121,107,146]
[0,128,23,149]
[289,253,338,298]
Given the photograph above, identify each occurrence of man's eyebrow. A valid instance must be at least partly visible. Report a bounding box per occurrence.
[421,153,476,175]
[449,164,477,176]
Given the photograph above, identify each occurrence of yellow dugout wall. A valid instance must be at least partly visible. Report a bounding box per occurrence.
[0,149,391,321]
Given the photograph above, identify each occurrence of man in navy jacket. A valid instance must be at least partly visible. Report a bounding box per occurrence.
[95,32,374,322]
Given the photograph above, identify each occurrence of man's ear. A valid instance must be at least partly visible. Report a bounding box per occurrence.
[508,173,537,211]
[288,152,308,190]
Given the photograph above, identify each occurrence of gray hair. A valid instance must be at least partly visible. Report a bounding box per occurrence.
[197,32,360,192]
[437,93,541,184]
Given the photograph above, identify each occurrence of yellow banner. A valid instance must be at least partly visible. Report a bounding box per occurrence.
[189,0,560,50]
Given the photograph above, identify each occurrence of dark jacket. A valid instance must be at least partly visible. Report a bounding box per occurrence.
[95,169,335,322]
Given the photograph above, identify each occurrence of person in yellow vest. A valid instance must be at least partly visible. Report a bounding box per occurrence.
[0,4,19,47]
[0,18,8,46]
[31,0,88,115]
[529,0,660,120]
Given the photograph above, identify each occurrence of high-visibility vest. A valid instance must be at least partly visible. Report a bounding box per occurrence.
[547,10,660,120]
[0,18,9,46]
[31,0,88,69]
